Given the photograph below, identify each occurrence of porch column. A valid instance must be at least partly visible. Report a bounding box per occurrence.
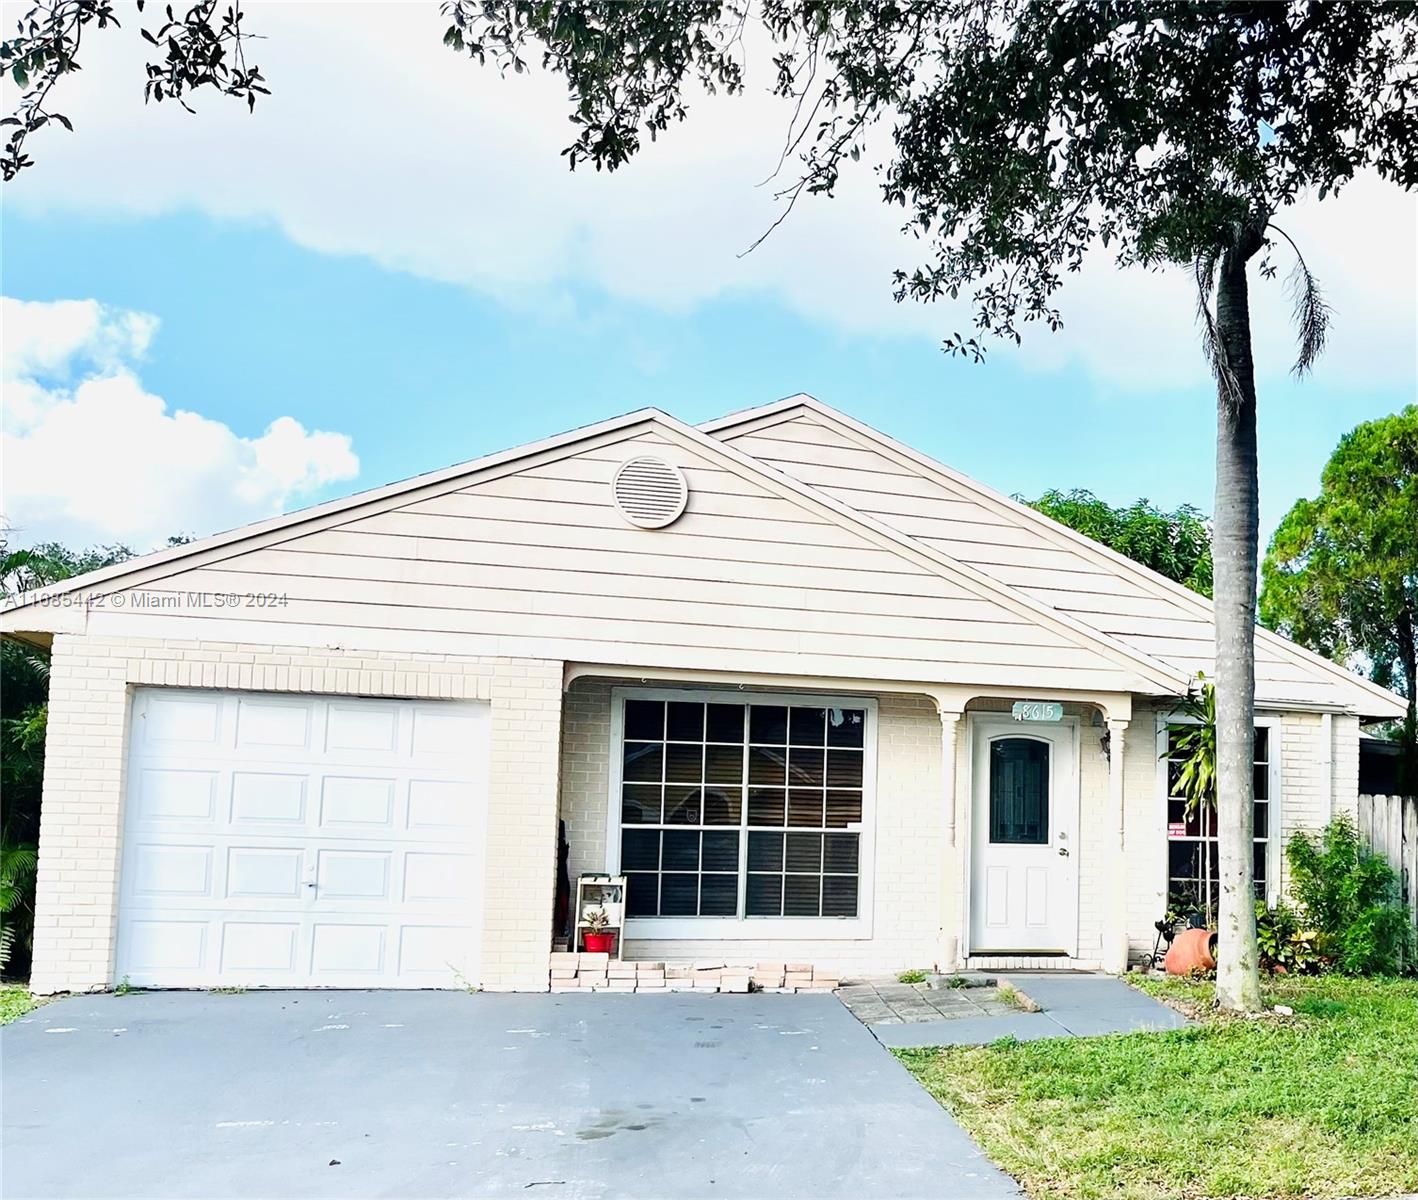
[937,708,964,970]
[1103,718,1130,974]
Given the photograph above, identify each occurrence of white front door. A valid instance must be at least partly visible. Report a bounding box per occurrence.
[115,688,490,989]
[969,718,1078,954]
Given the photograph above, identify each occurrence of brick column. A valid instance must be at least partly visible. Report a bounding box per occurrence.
[481,658,564,991]
[1103,718,1130,974]
[30,636,130,995]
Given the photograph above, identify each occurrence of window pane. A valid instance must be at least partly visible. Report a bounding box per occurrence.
[989,738,1049,844]
[662,829,700,871]
[623,742,663,783]
[1253,764,1269,802]
[667,701,705,742]
[706,703,745,743]
[665,742,703,783]
[826,749,863,789]
[626,873,658,917]
[621,828,660,871]
[747,873,782,916]
[747,788,786,826]
[749,705,788,744]
[789,706,826,745]
[822,875,858,917]
[700,874,738,916]
[1168,840,1202,881]
[784,875,821,916]
[748,747,787,786]
[1253,802,1269,840]
[1253,842,1268,884]
[702,787,742,825]
[787,747,825,787]
[825,790,862,827]
[624,700,664,741]
[787,790,825,827]
[660,873,698,916]
[622,785,662,825]
[748,831,783,872]
[786,832,823,872]
[705,744,744,785]
[664,787,701,825]
[702,831,740,872]
[824,833,859,873]
[826,708,865,747]
[1253,726,1269,762]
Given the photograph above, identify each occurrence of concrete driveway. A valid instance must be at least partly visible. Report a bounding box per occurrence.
[3,990,1018,1199]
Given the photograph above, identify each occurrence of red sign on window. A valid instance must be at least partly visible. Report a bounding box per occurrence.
[1167,821,1187,838]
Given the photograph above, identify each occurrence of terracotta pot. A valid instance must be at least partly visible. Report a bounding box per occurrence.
[583,931,616,954]
[1164,927,1218,975]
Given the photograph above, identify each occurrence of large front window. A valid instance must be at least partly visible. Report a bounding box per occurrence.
[1164,723,1273,917]
[617,694,868,922]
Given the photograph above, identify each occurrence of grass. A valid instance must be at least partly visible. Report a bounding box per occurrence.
[897,968,929,984]
[897,975,1418,1199]
[0,984,40,1025]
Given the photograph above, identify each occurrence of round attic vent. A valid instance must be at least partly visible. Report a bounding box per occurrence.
[612,456,689,529]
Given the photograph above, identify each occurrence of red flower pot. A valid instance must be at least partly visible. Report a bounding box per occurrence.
[583,932,616,954]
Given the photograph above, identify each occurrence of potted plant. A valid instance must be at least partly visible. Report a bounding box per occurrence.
[582,908,616,954]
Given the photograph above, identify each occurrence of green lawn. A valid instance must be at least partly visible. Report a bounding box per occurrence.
[897,976,1418,1200]
[0,984,39,1025]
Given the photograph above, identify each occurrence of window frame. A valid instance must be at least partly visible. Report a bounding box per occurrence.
[1153,711,1282,911]
[606,686,878,940]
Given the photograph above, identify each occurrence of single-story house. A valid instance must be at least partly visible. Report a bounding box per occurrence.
[5,396,1405,995]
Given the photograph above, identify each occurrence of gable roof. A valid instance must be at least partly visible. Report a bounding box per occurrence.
[1,406,1188,695]
[704,395,1405,719]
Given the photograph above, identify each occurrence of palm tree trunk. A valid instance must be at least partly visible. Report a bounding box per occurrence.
[1211,221,1266,1012]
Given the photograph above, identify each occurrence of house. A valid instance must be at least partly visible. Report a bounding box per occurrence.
[4,396,1405,995]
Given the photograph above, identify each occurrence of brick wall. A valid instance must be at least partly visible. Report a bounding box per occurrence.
[30,634,561,995]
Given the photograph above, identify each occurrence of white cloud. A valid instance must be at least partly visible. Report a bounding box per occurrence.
[3,3,1414,394]
[1,297,359,549]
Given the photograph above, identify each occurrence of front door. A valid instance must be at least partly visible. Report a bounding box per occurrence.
[969,718,1078,954]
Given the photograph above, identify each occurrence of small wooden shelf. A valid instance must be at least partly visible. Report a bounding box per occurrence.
[574,873,626,958]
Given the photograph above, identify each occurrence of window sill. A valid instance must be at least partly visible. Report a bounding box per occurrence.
[624,916,872,941]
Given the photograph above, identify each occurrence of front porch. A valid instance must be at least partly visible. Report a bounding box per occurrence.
[551,664,1152,988]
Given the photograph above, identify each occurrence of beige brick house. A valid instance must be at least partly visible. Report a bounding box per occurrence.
[4,396,1403,995]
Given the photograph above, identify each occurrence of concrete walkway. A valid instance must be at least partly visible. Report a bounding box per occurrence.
[865,973,1191,1049]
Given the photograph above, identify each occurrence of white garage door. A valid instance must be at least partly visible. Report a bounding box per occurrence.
[115,688,489,989]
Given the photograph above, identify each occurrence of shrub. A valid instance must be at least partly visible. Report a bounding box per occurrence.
[1254,899,1319,975]
[1287,817,1415,976]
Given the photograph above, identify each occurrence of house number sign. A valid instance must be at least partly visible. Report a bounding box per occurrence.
[1011,700,1064,722]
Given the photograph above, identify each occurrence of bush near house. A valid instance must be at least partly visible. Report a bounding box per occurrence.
[899,975,1418,1200]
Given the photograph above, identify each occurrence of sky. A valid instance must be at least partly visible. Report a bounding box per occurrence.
[2,3,1415,555]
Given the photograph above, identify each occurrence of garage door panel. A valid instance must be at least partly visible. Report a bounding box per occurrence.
[235,695,314,751]
[319,776,396,828]
[141,692,223,747]
[139,769,219,822]
[123,919,209,975]
[220,922,300,973]
[325,703,401,754]
[311,923,387,975]
[131,844,214,899]
[230,772,308,824]
[226,847,304,899]
[118,689,487,989]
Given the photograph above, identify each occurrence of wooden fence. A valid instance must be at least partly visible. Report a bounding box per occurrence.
[1358,793,1418,930]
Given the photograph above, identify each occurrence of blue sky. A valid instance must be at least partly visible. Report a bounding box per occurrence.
[2,4,1413,554]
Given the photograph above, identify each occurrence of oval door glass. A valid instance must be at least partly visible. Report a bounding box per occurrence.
[989,738,1049,844]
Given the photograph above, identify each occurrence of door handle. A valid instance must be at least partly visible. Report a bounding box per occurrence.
[1057,847,1070,857]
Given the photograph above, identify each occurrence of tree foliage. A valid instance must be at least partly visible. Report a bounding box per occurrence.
[1261,406,1418,785]
[1,0,266,180]
[442,1,1418,356]
[1027,488,1212,597]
